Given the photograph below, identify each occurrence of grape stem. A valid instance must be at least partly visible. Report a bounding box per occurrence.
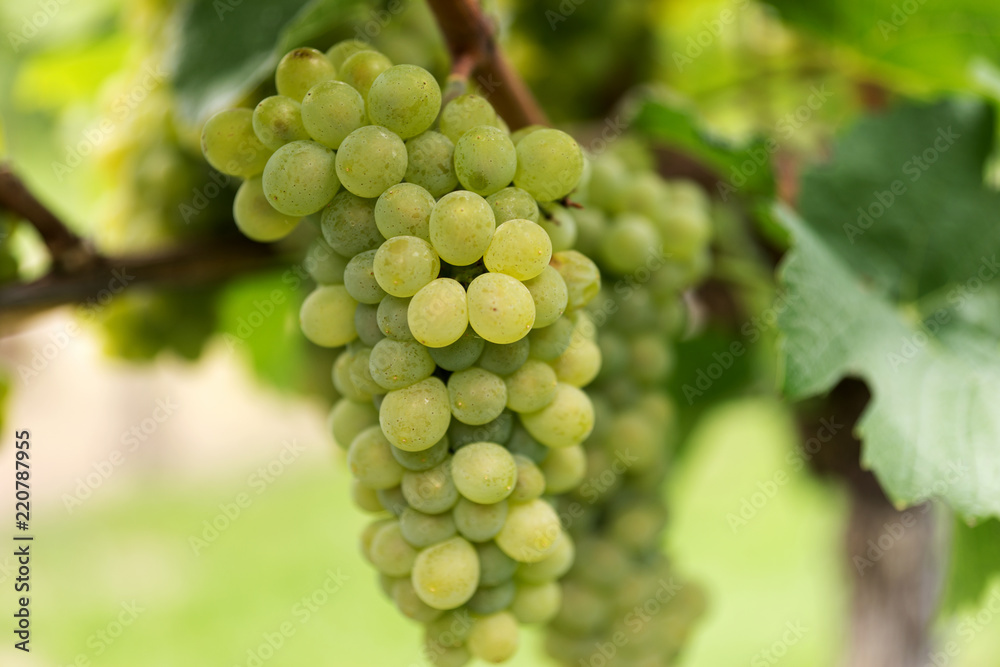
[424,0,548,129]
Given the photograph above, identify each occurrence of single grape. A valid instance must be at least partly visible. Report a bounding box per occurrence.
[551,250,601,311]
[509,455,545,502]
[305,239,349,284]
[275,47,337,101]
[262,140,340,216]
[392,578,443,622]
[411,536,480,610]
[601,213,661,275]
[486,187,540,224]
[200,108,271,178]
[336,125,407,198]
[349,347,384,396]
[528,315,574,360]
[348,426,405,490]
[522,266,569,329]
[550,336,601,388]
[326,39,370,70]
[301,80,366,149]
[453,497,508,542]
[467,612,519,663]
[369,521,418,577]
[467,273,535,344]
[483,219,552,280]
[399,507,457,548]
[513,128,584,202]
[344,249,387,304]
[320,190,383,256]
[401,459,459,514]
[495,499,562,563]
[476,541,518,586]
[329,398,378,450]
[477,339,530,376]
[537,206,577,252]
[407,278,469,348]
[367,64,442,139]
[440,94,500,143]
[375,183,435,241]
[539,444,586,494]
[339,50,393,101]
[354,302,385,346]
[232,176,300,242]
[373,235,440,297]
[369,338,436,390]
[333,349,373,402]
[429,191,496,266]
[510,581,561,624]
[515,531,574,583]
[404,131,458,197]
[376,295,415,341]
[467,581,516,615]
[299,285,357,347]
[428,328,485,371]
[447,368,508,426]
[453,126,517,197]
[252,95,309,150]
[504,360,558,413]
[521,383,594,448]
[380,377,451,451]
[451,442,517,504]
[509,124,544,146]
[391,435,450,472]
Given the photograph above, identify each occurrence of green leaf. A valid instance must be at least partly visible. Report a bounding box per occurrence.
[764,0,1000,92]
[775,98,1000,519]
[943,517,1000,611]
[172,0,365,122]
[632,100,776,200]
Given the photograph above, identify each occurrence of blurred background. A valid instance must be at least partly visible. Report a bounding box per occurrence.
[1,0,999,665]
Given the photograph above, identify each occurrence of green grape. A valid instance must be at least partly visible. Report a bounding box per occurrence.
[467,611,519,663]
[521,383,594,448]
[320,190,383,256]
[505,423,548,464]
[344,249,387,304]
[428,646,471,667]
[448,411,513,449]
[571,207,607,258]
[513,128,584,202]
[367,64,442,139]
[399,507,457,548]
[551,250,601,311]
[510,581,561,624]
[539,444,586,494]
[377,295,415,341]
[504,360,558,413]
[468,581,516,615]
[200,108,271,178]
[426,609,474,649]
[585,153,628,211]
[361,518,395,561]
[326,39,370,70]
[550,337,601,387]
[333,349,373,402]
[373,235,440,297]
[369,521,418,577]
[411,537,480,610]
[339,50,393,102]
[453,498,508,542]
[393,578,443,622]
[523,266,569,329]
[262,140,340,216]
[299,285,358,347]
[348,426,405,489]
[305,239,349,284]
[451,442,516,503]
[477,541,518,587]
[477,339,530,376]
[551,582,608,636]
[352,479,383,513]
[630,333,673,384]
[301,80,366,149]
[453,126,517,197]
[404,131,458,197]
[232,176,301,242]
[509,124,544,146]
[380,377,451,451]
[483,219,552,280]
[528,315,574,360]
[447,368,507,426]
[439,94,500,143]
[656,203,712,262]
[538,206,578,252]
[428,328,484,371]
[467,273,535,345]
[429,191,496,266]
[515,532,574,583]
[486,187,540,224]
[349,347,384,396]
[354,303,385,346]
[252,95,309,150]
[402,459,459,514]
[571,539,630,590]
[375,183,435,240]
[408,278,469,348]
[369,338,436,390]
[336,125,407,198]
[602,213,661,275]
[495,499,562,563]
[329,398,378,450]
[275,47,337,101]
[509,455,545,502]
[391,435,449,472]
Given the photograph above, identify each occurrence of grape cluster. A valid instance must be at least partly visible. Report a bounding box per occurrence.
[541,146,712,667]
[204,42,604,665]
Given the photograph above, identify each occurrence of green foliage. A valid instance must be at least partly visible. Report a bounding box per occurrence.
[944,517,1000,611]
[776,99,1000,519]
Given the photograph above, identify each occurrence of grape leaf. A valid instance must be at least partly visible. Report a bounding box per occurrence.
[172,0,364,122]
[943,517,1000,611]
[775,98,1000,519]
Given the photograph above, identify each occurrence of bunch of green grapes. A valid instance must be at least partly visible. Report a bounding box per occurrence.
[204,41,604,665]
[540,146,712,667]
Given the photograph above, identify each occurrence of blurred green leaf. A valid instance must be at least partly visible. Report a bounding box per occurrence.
[944,517,1000,611]
[172,0,366,122]
[775,98,1000,519]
